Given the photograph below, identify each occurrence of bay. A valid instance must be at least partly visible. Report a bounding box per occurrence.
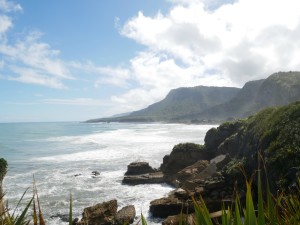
[0,122,216,224]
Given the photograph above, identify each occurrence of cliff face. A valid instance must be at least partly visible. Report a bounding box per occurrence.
[121,86,240,121]
[198,71,300,121]
[203,101,300,188]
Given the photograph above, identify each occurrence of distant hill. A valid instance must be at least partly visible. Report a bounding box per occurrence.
[191,71,300,121]
[86,86,240,123]
[86,71,300,123]
[128,86,240,121]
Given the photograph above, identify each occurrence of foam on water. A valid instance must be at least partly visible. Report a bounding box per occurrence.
[1,122,217,225]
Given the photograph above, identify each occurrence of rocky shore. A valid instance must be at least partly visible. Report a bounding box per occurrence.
[120,102,300,224]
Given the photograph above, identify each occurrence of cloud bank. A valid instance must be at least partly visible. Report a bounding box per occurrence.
[107,0,300,111]
[1,0,300,116]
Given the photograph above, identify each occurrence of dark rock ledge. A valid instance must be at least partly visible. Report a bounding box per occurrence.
[122,162,164,185]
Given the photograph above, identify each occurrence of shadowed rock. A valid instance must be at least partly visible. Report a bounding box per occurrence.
[115,205,136,225]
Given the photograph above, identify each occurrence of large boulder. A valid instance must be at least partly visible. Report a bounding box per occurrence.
[115,205,136,225]
[78,200,136,225]
[79,200,118,225]
[160,143,211,175]
[150,197,193,218]
[124,162,156,175]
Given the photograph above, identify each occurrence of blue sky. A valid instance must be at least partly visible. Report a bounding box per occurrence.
[1,0,300,122]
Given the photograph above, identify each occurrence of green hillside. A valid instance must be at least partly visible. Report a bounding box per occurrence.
[193,71,300,121]
[86,71,300,123]
[204,101,300,188]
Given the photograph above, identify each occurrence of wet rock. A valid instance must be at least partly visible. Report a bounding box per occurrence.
[74,174,82,177]
[125,162,155,176]
[50,213,69,222]
[115,205,136,225]
[92,171,100,176]
[79,199,118,225]
[122,172,164,185]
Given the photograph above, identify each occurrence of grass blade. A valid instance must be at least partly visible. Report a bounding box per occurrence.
[257,170,265,225]
[12,188,29,217]
[141,213,147,225]
[244,181,257,225]
[15,196,33,225]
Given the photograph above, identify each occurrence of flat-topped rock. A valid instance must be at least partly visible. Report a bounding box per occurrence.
[124,162,156,176]
[122,172,164,185]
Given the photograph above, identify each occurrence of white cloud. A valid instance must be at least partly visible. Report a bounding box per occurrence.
[0,15,12,36]
[111,0,300,112]
[0,0,22,12]
[8,66,66,89]
[0,30,73,88]
[70,61,131,88]
[0,1,73,89]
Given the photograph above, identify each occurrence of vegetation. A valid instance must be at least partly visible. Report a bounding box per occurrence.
[203,101,300,190]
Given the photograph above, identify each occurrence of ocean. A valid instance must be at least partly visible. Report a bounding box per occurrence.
[0,122,217,224]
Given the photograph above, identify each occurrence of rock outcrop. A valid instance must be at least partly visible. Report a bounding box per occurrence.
[124,162,156,175]
[123,162,164,185]
[78,200,136,225]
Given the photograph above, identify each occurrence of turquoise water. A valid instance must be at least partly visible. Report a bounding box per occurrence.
[0,122,216,225]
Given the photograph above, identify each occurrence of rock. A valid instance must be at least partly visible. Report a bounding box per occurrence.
[50,213,69,222]
[72,218,79,225]
[74,174,82,177]
[173,188,189,200]
[125,162,155,176]
[204,121,242,154]
[210,154,231,171]
[150,197,193,218]
[123,171,164,185]
[79,199,118,225]
[163,214,195,225]
[115,205,136,225]
[160,143,211,175]
[92,171,100,176]
[176,160,210,184]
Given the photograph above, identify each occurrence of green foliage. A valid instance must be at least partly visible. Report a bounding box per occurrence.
[0,158,7,180]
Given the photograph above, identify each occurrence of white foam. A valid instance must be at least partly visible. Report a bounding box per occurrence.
[3,123,217,225]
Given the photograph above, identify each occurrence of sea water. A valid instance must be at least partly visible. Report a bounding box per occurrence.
[0,122,217,224]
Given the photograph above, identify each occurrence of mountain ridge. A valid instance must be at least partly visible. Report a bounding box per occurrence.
[86,71,300,123]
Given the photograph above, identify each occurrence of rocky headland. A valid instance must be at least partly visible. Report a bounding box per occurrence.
[122,101,300,224]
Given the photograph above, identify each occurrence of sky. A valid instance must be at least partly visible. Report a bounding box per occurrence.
[1,0,300,122]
